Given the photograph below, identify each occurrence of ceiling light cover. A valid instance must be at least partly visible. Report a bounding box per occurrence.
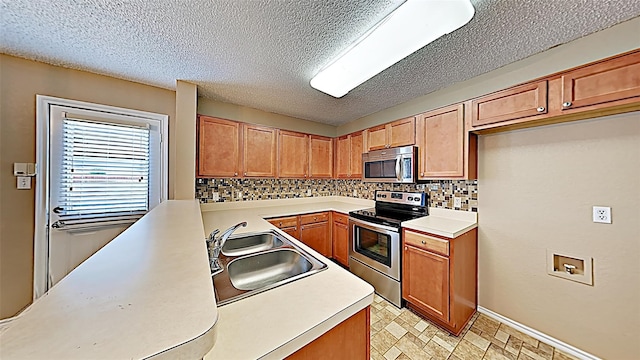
[310,0,475,98]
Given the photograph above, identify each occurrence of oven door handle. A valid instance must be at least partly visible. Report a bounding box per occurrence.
[349,217,399,233]
[395,157,402,182]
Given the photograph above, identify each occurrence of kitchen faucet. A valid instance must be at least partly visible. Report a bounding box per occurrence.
[207,222,247,275]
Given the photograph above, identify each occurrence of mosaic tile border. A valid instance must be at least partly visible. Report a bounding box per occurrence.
[196,178,478,212]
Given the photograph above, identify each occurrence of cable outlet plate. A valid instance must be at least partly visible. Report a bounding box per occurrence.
[592,206,611,224]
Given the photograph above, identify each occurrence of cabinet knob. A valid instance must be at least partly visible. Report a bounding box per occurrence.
[314,217,317,221]
[234,172,238,176]
[536,107,545,112]
[294,227,297,231]
[244,172,247,176]
[279,222,282,226]
[420,172,424,176]
[562,101,572,108]
[421,241,426,244]
[304,174,307,177]
[405,246,408,251]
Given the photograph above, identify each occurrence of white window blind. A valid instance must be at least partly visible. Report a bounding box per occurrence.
[58,118,150,225]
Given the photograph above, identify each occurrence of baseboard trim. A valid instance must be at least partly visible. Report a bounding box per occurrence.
[477,306,601,360]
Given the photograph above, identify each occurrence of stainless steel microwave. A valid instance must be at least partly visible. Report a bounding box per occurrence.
[362,146,417,183]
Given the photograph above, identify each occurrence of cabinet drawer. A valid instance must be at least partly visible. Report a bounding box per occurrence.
[269,216,298,228]
[404,230,449,256]
[300,212,329,225]
[332,212,349,225]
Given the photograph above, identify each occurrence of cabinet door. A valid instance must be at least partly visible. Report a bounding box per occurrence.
[243,124,277,177]
[197,116,240,177]
[335,135,350,178]
[402,245,450,323]
[561,51,640,111]
[388,117,416,148]
[309,135,333,178]
[300,221,331,257]
[349,131,364,178]
[471,81,548,127]
[417,104,464,178]
[279,130,309,178]
[366,125,387,151]
[332,220,349,267]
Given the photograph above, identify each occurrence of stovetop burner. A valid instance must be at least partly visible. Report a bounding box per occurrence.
[349,190,428,228]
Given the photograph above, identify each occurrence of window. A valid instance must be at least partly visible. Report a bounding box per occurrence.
[57,118,151,226]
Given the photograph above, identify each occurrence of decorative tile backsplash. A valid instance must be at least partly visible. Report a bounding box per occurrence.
[196,178,478,212]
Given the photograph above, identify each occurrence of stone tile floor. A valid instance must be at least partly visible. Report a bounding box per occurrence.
[370,294,580,360]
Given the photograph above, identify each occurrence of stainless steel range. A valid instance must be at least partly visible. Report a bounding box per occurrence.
[348,190,428,307]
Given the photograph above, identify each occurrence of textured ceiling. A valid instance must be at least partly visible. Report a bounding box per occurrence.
[2,1,640,126]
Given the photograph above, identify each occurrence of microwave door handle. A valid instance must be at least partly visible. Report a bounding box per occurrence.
[395,157,402,181]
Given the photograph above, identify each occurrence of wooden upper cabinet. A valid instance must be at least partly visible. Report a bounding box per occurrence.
[471,80,548,127]
[335,135,350,178]
[366,117,415,151]
[388,117,416,148]
[561,51,640,111]
[349,131,364,178]
[197,116,241,177]
[243,124,277,177]
[416,104,464,179]
[335,131,364,179]
[471,80,548,126]
[309,135,333,178]
[366,124,388,151]
[278,130,309,178]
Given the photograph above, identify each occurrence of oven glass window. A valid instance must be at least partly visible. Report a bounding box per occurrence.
[364,159,397,179]
[354,225,391,266]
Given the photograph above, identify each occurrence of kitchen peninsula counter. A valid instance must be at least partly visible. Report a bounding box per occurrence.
[0,200,217,359]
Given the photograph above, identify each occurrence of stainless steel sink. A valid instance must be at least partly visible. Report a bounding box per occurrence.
[211,230,327,305]
[227,248,313,290]
[222,231,284,257]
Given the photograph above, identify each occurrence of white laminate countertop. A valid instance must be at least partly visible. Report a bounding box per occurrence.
[199,196,478,358]
[200,196,375,359]
[402,207,478,238]
[0,200,218,359]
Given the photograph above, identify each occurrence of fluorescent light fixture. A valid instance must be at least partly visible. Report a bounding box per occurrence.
[310,0,475,98]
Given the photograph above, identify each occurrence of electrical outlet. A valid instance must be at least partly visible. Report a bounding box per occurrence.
[237,191,243,199]
[212,192,220,201]
[306,189,312,196]
[593,206,611,224]
[428,183,439,191]
[352,189,358,197]
[454,197,462,208]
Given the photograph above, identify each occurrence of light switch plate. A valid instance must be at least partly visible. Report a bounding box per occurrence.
[454,197,462,208]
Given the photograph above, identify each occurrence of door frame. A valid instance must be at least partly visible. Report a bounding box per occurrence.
[34,95,169,300]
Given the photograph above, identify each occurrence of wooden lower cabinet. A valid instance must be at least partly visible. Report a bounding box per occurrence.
[402,228,477,336]
[286,307,370,360]
[331,212,349,267]
[300,212,331,257]
[268,215,300,239]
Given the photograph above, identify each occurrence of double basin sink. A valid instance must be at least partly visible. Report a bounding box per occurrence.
[211,230,327,305]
